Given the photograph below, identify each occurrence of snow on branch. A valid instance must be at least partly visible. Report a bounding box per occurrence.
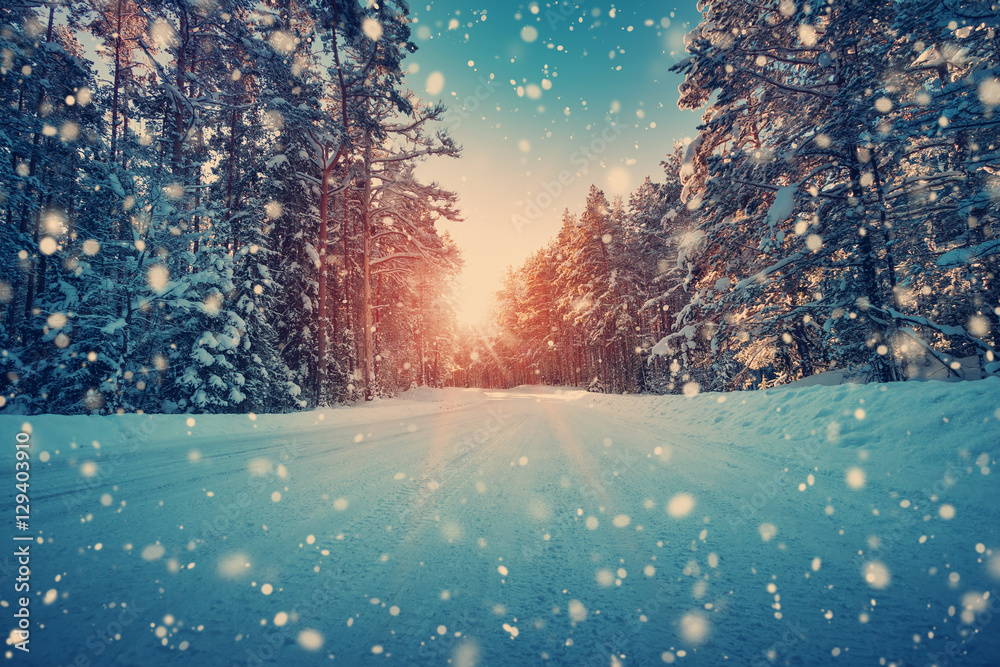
[936,239,1000,268]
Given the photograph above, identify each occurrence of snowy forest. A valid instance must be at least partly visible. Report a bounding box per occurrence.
[3,2,1000,666]
[2,0,999,415]
[465,0,1000,394]
[0,0,462,414]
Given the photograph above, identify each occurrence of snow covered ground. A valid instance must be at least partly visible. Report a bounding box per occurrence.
[3,380,1000,666]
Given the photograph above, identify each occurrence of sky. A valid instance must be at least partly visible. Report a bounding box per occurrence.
[400,1,706,324]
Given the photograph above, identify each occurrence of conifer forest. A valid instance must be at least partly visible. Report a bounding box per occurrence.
[1,0,998,414]
[3,3,1000,667]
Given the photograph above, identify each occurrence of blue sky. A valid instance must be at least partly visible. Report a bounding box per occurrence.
[402,1,705,323]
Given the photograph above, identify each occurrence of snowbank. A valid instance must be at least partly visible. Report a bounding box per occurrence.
[0,388,486,453]
[576,377,1000,508]
[395,385,487,405]
[781,354,993,389]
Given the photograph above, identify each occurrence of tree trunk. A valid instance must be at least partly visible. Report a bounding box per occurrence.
[224,106,238,252]
[341,165,354,383]
[316,155,332,404]
[171,9,188,176]
[417,277,426,386]
[850,157,900,384]
[109,0,124,163]
[121,83,130,170]
[20,5,56,324]
[362,138,375,400]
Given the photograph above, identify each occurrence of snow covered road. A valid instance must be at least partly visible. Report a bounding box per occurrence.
[6,381,1000,666]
